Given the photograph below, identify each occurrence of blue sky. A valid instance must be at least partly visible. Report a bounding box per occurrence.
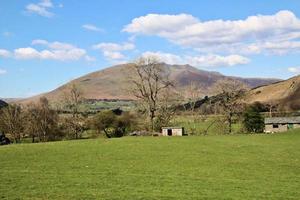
[1,0,300,98]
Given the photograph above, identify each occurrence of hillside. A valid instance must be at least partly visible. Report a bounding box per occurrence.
[244,75,300,110]
[18,63,280,104]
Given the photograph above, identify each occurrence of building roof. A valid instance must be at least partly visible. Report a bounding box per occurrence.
[265,116,300,124]
[162,127,184,129]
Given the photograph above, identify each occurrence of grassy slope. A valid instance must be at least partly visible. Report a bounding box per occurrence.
[1,132,300,199]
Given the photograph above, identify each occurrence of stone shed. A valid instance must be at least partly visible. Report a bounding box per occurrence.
[161,127,184,136]
[264,116,300,133]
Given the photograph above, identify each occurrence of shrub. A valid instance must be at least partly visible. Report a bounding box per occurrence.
[242,105,264,133]
[90,110,136,138]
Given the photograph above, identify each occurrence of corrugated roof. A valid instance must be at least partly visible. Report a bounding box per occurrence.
[265,116,300,124]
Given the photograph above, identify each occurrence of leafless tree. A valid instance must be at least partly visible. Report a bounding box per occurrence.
[62,84,85,138]
[266,101,277,117]
[0,104,24,143]
[64,84,84,118]
[130,57,173,132]
[184,81,203,113]
[24,103,40,143]
[62,116,85,139]
[212,78,248,134]
[36,97,59,142]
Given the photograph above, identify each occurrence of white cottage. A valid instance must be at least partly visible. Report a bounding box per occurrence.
[161,127,184,136]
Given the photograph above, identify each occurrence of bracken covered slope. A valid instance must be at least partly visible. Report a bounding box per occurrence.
[244,75,300,110]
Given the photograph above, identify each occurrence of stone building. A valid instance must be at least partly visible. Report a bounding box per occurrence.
[161,127,185,136]
[264,116,300,133]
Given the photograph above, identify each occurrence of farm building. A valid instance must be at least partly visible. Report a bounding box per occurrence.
[162,127,184,136]
[264,116,300,133]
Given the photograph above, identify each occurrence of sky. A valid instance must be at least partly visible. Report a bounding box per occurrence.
[1,0,300,98]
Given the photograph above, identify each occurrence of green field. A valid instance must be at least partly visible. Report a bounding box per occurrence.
[171,115,242,135]
[1,131,300,199]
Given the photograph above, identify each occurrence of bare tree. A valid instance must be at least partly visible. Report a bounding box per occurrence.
[266,101,277,117]
[36,97,59,141]
[64,84,84,117]
[62,84,85,139]
[62,116,84,139]
[212,78,248,134]
[0,104,24,143]
[184,81,203,113]
[24,103,40,143]
[130,57,173,132]
[182,82,204,134]
[154,90,179,131]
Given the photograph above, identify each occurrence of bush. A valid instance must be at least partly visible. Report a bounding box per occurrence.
[242,105,264,133]
[0,132,10,145]
[89,110,136,138]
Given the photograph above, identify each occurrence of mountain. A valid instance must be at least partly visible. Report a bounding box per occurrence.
[244,75,300,110]
[18,63,280,104]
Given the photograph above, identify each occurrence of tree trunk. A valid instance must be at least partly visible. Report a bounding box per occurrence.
[228,113,232,134]
[150,110,155,133]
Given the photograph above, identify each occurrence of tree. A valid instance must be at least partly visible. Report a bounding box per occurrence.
[212,78,248,134]
[0,104,24,143]
[61,116,85,139]
[24,97,59,142]
[130,57,173,132]
[64,84,84,117]
[266,101,278,117]
[23,103,41,143]
[62,84,85,139]
[243,104,264,133]
[90,110,135,138]
[153,90,178,131]
[183,82,203,135]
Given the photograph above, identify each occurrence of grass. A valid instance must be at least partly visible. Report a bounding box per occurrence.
[171,115,242,135]
[80,100,134,111]
[1,131,300,199]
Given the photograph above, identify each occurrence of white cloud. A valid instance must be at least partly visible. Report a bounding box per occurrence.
[0,49,11,57]
[141,51,182,65]
[288,67,300,73]
[14,47,86,61]
[185,54,250,67]
[14,40,91,61]
[124,10,300,55]
[0,69,7,75]
[93,42,135,60]
[93,42,135,51]
[14,47,41,59]
[32,39,75,50]
[82,24,104,32]
[26,0,54,17]
[141,51,250,68]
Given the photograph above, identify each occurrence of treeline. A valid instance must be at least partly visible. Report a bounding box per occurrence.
[0,97,137,144]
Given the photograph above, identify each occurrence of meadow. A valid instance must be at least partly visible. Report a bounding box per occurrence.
[1,130,300,199]
[171,115,242,135]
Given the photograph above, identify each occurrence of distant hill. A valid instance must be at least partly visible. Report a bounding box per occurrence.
[244,75,300,110]
[18,63,280,104]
